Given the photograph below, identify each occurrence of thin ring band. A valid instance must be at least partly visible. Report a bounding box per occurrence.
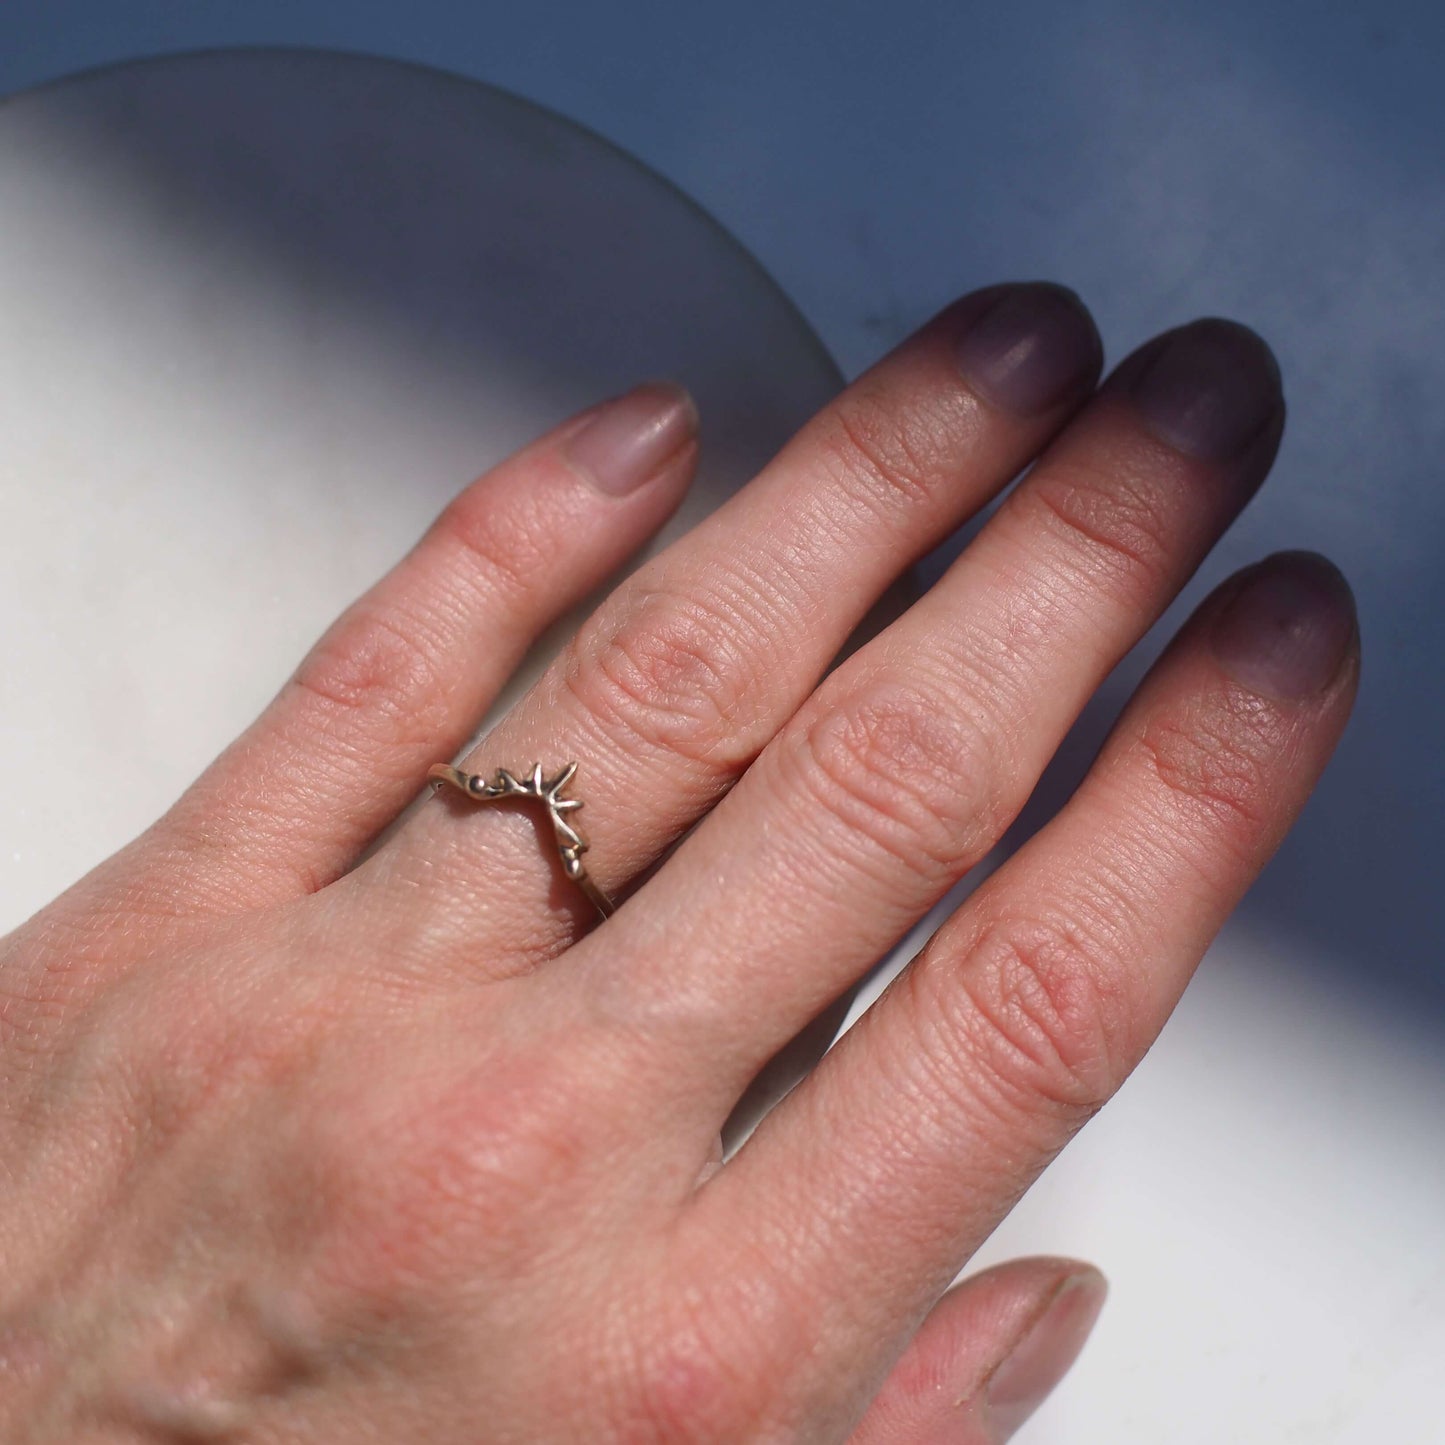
[427,761,617,920]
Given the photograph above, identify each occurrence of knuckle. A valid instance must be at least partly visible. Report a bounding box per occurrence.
[290,603,453,746]
[321,1049,598,1297]
[1025,461,1177,598]
[921,911,1135,1117]
[617,1315,768,1445]
[412,1066,589,1228]
[0,920,91,1061]
[560,585,758,769]
[433,485,552,603]
[610,1262,803,1445]
[1139,689,1277,840]
[787,676,1005,881]
[821,381,959,513]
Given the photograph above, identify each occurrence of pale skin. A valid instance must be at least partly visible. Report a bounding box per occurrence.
[0,282,1359,1442]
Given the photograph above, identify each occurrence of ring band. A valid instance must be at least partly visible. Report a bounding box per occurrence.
[427,760,617,920]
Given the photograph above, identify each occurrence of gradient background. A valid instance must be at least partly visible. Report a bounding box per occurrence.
[2,4,1441,1440]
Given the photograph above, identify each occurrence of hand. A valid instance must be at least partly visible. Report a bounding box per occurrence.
[1,281,1357,1442]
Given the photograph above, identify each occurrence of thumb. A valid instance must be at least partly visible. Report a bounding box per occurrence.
[848,1256,1107,1443]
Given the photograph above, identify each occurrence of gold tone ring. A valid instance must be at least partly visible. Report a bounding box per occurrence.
[427,761,616,920]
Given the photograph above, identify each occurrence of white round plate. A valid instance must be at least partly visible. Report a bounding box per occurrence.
[0,49,845,924]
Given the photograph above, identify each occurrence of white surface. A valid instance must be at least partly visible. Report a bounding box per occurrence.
[0,35,1441,1443]
[0,51,841,920]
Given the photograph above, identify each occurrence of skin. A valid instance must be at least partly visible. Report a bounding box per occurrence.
[0,282,1358,1442]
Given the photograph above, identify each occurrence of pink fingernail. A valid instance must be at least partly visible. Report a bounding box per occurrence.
[564,381,698,495]
[985,1269,1108,1440]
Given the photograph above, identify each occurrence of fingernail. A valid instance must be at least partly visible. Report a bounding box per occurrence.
[565,381,699,495]
[1128,318,1282,460]
[954,282,1102,416]
[985,1269,1108,1440]
[1211,551,1356,700]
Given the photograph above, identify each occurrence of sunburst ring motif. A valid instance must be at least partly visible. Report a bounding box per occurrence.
[426,760,616,920]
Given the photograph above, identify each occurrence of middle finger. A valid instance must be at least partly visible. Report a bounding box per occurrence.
[581,315,1282,1124]
[361,282,1103,969]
